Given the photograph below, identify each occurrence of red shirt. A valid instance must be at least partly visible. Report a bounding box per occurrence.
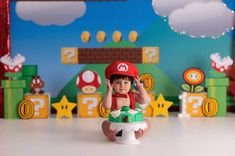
[111,92,136,111]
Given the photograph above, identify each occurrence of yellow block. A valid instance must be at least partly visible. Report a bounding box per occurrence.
[142,47,159,64]
[25,93,50,119]
[184,92,207,117]
[142,92,154,117]
[77,93,102,117]
[61,48,78,64]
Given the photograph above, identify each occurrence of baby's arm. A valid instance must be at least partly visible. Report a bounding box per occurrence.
[102,79,113,109]
[134,77,150,104]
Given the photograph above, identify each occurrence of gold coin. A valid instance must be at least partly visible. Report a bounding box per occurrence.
[98,102,110,118]
[112,31,122,43]
[202,98,218,117]
[96,31,106,43]
[128,31,138,42]
[140,73,155,92]
[18,100,35,119]
[81,31,91,43]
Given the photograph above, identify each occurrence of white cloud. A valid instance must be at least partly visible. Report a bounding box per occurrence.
[152,0,221,17]
[16,2,86,26]
[168,1,234,38]
[152,0,234,38]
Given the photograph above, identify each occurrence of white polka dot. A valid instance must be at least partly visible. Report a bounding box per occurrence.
[14,67,19,72]
[82,70,94,83]
[98,75,101,85]
[220,68,224,72]
[212,62,215,67]
[76,77,80,85]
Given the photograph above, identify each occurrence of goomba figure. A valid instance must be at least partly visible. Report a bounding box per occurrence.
[30,76,45,94]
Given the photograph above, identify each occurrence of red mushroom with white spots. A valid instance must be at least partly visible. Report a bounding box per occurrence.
[76,70,101,94]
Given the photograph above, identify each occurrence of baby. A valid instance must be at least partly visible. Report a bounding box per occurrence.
[102,61,151,141]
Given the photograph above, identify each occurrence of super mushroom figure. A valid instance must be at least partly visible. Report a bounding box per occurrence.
[76,70,101,94]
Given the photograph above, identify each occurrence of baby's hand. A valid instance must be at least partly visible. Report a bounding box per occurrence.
[134,76,141,88]
[105,79,112,91]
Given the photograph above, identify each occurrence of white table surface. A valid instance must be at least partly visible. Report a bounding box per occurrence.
[1,113,235,156]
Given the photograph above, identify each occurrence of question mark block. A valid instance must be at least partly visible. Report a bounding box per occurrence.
[77,93,102,118]
[61,48,78,64]
[25,93,50,119]
[183,92,207,117]
[142,47,159,64]
[142,92,155,117]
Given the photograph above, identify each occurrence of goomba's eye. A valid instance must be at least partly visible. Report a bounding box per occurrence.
[36,79,40,84]
[32,79,36,84]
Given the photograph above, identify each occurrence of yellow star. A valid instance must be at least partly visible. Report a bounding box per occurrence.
[150,94,173,117]
[52,95,76,119]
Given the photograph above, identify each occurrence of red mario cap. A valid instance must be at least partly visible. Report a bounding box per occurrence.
[105,61,139,79]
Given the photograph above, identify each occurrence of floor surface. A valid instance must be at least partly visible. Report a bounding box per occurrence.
[1,113,235,156]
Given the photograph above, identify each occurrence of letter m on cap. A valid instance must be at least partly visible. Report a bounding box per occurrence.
[117,63,128,72]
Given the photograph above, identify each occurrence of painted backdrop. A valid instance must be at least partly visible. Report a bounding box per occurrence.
[10,0,234,98]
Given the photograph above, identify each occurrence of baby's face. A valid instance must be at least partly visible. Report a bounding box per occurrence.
[112,78,131,94]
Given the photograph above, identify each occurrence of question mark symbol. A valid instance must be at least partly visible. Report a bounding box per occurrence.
[145,50,156,62]
[188,96,203,113]
[64,50,75,63]
[82,97,98,115]
[30,98,44,116]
